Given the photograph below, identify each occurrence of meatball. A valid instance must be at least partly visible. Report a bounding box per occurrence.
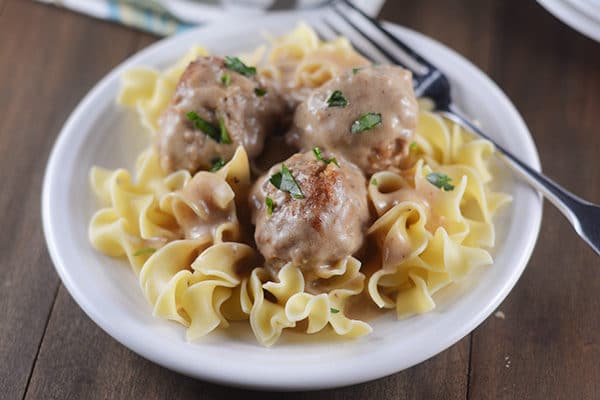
[157,56,287,173]
[288,65,418,175]
[250,150,370,273]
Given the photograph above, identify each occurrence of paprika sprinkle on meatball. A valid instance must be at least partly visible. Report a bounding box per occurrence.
[249,150,370,274]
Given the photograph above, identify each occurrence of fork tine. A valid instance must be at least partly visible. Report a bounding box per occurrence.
[314,22,371,61]
[325,13,409,69]
[320,19,394,64]
[338,0,434,72]
[313,23,366,58]
[314,21,379,63]
[312,23,336,42]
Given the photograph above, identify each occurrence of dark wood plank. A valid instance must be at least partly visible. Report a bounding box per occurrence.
[136,32,160,48]
[26,287,469,400]
[379,0,497,75]
[17,0,600,398]
[0,1,140,399]
[468,2,600,399]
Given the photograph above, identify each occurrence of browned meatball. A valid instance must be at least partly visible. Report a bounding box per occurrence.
[157,56,287,173]
[250,150,370,273]
[288,65,418,175]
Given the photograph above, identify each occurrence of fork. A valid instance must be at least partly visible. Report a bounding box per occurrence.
[313,0,600,256]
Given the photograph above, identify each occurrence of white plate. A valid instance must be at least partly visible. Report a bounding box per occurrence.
[42,12,542,390]
[538,0,600,42]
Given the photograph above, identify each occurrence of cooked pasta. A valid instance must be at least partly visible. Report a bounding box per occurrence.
[260,23,370,104]
[89,24,511,346]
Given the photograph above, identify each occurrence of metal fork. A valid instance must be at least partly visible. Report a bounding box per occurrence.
[314,0,600,256]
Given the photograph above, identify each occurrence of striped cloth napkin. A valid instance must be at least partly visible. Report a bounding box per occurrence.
[35,0,386,36]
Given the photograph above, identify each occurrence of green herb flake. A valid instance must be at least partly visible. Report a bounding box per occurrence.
[371,178,378,186]
[269,163,304,199]
[352,67,363,75]
[330,308,340,314]
[224,56,256,77]
[265,197,274,215]
[210,157,225,172]
[220,73,231,86]
[218,117,231,144]
[326,90,349,108]
[351,112,382,134]
[186,111,220,142]
[410,141,418,151]
[254,87,267,96]
[133,248,156,257]
[312,147,339,167]
[426,173,455,191]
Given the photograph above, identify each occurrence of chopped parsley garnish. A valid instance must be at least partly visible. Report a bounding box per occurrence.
[351,112,382,134]
[330,308,340,314]
[187,112,230,144]
[312,147,339,167]
[326,90,348,108]
[186,111,220,142]
[254,87,267,96]
[269,163,304,199]
[410,142,418,151]
[371,178,378,186]
[352,67,363,74]
[224,56,256,77]
[133,248,156,257]
[218,117,231,144]
[265,197,274,215]
[220,73,231,86]
[426,173,455,191]
[210,157,225,172]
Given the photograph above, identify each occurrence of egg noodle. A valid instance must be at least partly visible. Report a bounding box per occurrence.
[89,24,511,346]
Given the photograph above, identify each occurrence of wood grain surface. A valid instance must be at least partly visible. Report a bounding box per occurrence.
[0,1,598,399]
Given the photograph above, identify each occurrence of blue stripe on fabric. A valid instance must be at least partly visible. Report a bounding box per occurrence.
[99,0,197,36]
[108,0,119,21]
[144,8,153,30]
[176,23,196,34]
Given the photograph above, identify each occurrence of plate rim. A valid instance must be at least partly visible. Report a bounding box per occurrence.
[538,0,600,42]
[42,12,543,390]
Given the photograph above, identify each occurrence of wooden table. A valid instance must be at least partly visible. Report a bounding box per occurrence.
[1,1,599,398]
